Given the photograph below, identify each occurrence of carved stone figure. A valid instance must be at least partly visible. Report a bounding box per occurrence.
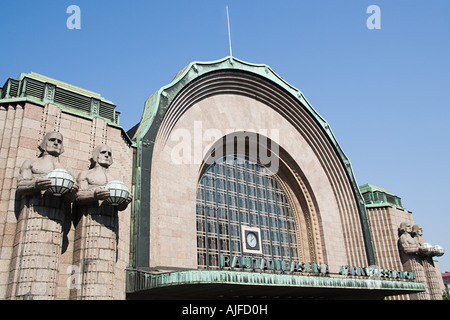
[18,132,69,194]
[398,221,429,299]
[9,132,77,300]
[411,224,444,300]
[71,144,131,300]
[75,144,131,209]
[411,225,444,257]
[399,222,429,256]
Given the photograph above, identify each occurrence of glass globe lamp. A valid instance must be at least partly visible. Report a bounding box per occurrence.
[47,169,74,196]
[104,180,129,206]
[420,242,433,255]
[433,245,445,257]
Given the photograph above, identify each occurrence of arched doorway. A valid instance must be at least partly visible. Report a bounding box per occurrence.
[196,132,325,269]
[196,154,300,269]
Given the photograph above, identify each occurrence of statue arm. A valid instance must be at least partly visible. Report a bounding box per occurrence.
[75,172,110,205]
[75,172,96,204]
[63,181,79,203]
[400,236,419,255]
[17,160,51,195]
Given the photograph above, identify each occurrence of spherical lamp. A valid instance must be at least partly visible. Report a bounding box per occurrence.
[104,180,129,206]
[433,245,445,257]
[47,169,74,196]
[420,242,433,255]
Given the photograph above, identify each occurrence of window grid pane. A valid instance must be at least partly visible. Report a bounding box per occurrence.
[196,155,298,269]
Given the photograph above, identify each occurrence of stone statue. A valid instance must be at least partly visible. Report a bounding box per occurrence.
[9,131,77,300]
[72,144,131,300]
[411,225,443,257]
[412,225,424,242]
[398,221,429,299]
[411,224,444,300]
[398,222,429,256]
[17,131,77,198]
[75,144,131,209]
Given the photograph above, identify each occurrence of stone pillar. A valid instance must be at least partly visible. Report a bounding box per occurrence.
[8,196,67,299]
[423,258,443,300]
[400,253,430,300]
[7,132,77,300]
[411,225,444,300]
[72,204,117,299]
[397,221,445,300]
[70,144,131,300]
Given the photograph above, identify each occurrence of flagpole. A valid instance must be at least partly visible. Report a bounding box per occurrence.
[226,5,233,57]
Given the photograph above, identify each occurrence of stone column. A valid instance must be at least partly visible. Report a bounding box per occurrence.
[9,196,67,299]
[72,204,118,299]
[398,222,430,300]
[412,225,445,300]
[7,132,77,299]
[70,145,131,300]
[400,254,430,300]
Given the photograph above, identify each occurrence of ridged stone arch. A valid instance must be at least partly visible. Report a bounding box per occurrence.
[198,132,326,264]
[132,57,376,268]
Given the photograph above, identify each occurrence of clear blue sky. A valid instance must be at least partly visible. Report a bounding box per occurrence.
[1,1,449,272]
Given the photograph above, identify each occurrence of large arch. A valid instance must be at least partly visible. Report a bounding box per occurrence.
[198,131,325,265]
[198,131,328,263]
[130,56,376,272]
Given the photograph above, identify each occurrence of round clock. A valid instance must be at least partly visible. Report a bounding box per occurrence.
[246,232,258,248]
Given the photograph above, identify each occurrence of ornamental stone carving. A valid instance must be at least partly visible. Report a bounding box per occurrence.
[411,224,445,299]
[9,131,78,300]
[71,144,131,300]
[399,222,428,256]
[398,222,445,300]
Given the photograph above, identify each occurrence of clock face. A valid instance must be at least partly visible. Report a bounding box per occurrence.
[246,232,258,248]
[242,227,262,254]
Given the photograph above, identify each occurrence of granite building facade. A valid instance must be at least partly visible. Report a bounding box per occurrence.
[0,57,444,299]
[0,72,133,299]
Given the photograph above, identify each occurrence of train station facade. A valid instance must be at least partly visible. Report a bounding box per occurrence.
[0,57,444,299]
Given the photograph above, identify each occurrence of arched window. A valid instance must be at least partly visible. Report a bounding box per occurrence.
[196,155,299,269]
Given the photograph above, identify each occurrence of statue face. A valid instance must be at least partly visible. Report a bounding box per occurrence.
[45,132,63,156]
[405,224,412,233]
[97,145,113,168]
[417,226,423,235]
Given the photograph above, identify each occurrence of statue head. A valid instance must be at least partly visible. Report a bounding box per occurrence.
[90,144,113,169]
[412,225,423,237]
[399,222,412,234]
[38,132,64,157]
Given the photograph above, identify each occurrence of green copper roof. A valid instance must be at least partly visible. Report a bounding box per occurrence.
[132,56,329,141]
[359,184,396,196]
[1,72,120,125]
[0,71,133,146]
[18,72,114,104]
[359,184,404,209]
